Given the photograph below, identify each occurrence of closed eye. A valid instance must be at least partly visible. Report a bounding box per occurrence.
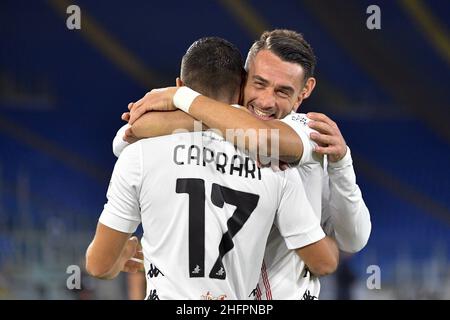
[276,90,290,98]
[253,81,265,89]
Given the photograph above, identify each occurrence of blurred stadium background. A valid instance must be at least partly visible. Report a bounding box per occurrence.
[0,0,449,299]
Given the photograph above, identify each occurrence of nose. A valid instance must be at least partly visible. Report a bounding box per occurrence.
[257,88,276,110]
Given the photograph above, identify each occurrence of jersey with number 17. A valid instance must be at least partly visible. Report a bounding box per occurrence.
[99,131,324,299]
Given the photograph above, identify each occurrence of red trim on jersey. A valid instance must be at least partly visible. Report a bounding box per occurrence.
[255,284,262,300]
[261,261,272,300]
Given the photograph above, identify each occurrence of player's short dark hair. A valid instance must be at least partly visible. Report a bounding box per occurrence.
[245,29,316,83]
[181,37,245,102]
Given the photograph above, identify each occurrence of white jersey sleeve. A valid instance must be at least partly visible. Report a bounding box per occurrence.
[279,113,320,166]
[99,142,142,233]
[112,124,131,157]
[321,147,371,253]
[275,170,325,249]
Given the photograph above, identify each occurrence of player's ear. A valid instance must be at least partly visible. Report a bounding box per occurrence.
[293,77,316,112]
[176,77,184,87]
[301,77,316,100]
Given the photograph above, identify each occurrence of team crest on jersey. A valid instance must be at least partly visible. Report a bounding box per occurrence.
[201,291,227,300]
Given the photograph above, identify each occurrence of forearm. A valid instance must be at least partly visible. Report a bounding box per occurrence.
[296,236,339,277]
[326,148,372,253]
[305,236,339,277]
[328,191,371,254]
[85,223,131,280]
[93,257,124,280]
[188,95,303,163]
[323,236,339,266]
[85,242,125,280]
[132,110,204,139]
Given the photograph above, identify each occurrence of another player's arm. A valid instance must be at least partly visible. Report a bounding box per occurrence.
[131,110,203,138]
[276,172,339,277]
[128,87,304,163]
[112,111,201,157]
[87,143,143,279]
[85,223,133,279]
[295,236,339,276]
[187,95,303,163]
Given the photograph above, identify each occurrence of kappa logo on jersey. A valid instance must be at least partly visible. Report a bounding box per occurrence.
[215,267,225,277]
[191,265,201,275]
[147,263,164,278]
[201,291,227,300]
[147,289,160,300]
[302,290,317,300]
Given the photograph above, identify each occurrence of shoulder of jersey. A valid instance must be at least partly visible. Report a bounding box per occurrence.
[139,131,202,143]
[287,112,309,126]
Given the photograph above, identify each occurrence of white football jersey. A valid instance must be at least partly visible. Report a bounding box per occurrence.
[256,112,371,300]
[100,131,325,300]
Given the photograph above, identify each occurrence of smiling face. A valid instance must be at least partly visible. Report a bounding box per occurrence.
[243,49,305,120]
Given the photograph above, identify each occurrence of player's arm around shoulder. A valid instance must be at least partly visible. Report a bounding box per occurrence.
[131,110,203,139]
[174,88,305,163]
[192,95,305,164]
